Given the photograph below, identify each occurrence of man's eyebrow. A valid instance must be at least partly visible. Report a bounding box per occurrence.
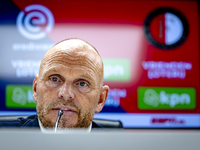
[79,73,94,81]
[42,67,95,82]
[43,68,61,76]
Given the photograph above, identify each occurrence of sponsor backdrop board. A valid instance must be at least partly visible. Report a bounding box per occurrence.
[0,0,199,128]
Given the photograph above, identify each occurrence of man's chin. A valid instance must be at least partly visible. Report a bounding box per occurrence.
[37,109,93,129]
[57,116,79,128]
[38,115,55,128]
[38,114,79,129]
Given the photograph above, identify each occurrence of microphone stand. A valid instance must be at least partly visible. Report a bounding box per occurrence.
[54,109,63,132]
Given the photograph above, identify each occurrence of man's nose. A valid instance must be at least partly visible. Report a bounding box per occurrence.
[58,83,74,100]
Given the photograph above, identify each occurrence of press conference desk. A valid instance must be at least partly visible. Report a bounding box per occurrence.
[0,129,199,150]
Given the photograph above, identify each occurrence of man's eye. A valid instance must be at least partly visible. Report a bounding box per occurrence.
[79,81,87,86]
[51,77,59,82]
[75,80,91,93]
[75,81,89,87]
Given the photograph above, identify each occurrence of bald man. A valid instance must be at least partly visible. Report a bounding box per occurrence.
[0,39,109,131]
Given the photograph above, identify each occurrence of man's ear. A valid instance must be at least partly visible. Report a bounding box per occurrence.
[33,74,38,103]
[95,85,109,113]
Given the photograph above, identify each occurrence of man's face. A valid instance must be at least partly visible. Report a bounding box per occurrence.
[33,41,108,129]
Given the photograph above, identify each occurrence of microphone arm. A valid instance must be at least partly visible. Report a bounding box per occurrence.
[55,109,63,132]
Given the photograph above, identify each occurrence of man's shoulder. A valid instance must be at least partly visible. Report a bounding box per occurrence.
[0,115,39,128]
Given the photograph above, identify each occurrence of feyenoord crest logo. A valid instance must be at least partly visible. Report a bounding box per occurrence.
[144,7,189,50]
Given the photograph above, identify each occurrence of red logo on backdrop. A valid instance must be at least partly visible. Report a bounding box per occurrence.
[144,7,189,50]
[152,118,185,124]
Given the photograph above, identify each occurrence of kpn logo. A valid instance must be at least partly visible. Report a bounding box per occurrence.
[103,59,130,81]
[138,87,195,109]
[6,85,36,108]
[16,4,54,40]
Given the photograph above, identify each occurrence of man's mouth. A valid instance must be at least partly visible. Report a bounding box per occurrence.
[60,108,70,111]
[52,107,77,113]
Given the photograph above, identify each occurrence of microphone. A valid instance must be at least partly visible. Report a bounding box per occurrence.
[54,109,63,132]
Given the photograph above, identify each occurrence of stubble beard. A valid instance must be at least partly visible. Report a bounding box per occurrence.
[37,99,93,129]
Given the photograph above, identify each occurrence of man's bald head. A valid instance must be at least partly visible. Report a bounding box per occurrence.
[39,38,104,85]
[53,38,101,56]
